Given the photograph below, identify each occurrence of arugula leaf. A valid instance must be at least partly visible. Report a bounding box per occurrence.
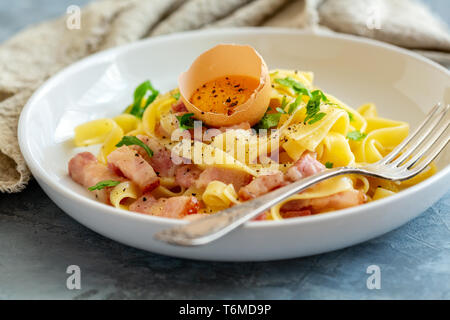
[307,112,326,124]
[276,96,288,114]
[172,92,181,100]
[276,107,287,114]
[88,180,121,191]
[325,162,334,169]
[346,130,368,141]
[347,112,355,122]
[116,136,153,157]
[275,77,311,97]
[269,71,279,77]
[281,96,288,108]
[303,90,329,125]
[255,112,282,129]
[127,80,159,118]
[274,77,294,87]
[176,113,196,130]
[288,95,303,115]
[317,90,329,102]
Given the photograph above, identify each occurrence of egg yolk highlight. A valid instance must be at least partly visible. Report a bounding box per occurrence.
[190,75,260,116]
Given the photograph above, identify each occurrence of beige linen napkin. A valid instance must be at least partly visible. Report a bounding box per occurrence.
[0,0,449,192]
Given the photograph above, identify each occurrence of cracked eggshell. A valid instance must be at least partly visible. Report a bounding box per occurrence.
[178,44,271,127]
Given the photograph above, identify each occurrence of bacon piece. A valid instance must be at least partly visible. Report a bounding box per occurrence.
[195,167,252,191]
[130,195,199,219]
[134,134,177,177]
[107,146,159,192]
[285,151,325,182]
[154,123,170,139]
[280,210,312,219]
[252,211,271,221]
[171,100,188,113]
[175,164,202,189]
[281,189,366,213]
[129,193,157,213]
[68,152,122,203]
[238,172,285,200]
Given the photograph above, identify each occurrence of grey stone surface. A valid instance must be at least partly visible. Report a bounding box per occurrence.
[0,0,449,300]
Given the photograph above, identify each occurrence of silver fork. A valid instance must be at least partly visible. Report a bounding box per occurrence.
[155,103,450,246]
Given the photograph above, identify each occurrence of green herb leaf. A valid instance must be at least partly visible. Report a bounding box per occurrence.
[116,136,153,157]
[288,95,303,115]
[325,162,334,169]
[275,77,311,97]
[304,90,329,125]
[274,77,294,87]
[176,113,196,130]
[307,112,326,124]
[172,92,181,100]
[127,80,159,118]
[280,96,288,108]
[276,107,287,114]
[255,112,282,129]
[274,96,289,114]
[347,112,355,122]
[346,130,368,141]
[317,90,329,102]
[88,180,121,191]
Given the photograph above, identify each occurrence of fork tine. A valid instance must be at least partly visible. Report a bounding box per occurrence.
[401,126,450,180]
[400,114,450,170]
[380,103,443,165]
[388,104,449,166]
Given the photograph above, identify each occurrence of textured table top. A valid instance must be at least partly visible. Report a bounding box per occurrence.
[0,0,449,300]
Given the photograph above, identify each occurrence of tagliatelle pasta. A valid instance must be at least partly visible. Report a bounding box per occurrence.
[110,181,140,210]
[69,46,436,221]
[74,118,116,147]
[97,122,124,164]
[202,181,239,211]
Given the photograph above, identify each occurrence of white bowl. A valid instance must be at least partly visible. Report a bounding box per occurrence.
[18,28,450,261]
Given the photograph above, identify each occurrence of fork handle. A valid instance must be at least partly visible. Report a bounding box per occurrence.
[154,167,358,246]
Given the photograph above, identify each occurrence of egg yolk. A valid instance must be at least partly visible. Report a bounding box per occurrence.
[190,75,260,115]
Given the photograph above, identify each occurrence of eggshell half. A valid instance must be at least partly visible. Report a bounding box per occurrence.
[178,44,271,127]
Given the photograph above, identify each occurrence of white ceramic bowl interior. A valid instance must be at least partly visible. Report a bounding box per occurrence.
[19,28,450,261]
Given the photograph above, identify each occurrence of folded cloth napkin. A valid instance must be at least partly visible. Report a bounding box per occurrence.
[0,0,449,192]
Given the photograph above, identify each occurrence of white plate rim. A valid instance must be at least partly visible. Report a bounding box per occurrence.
[18,27,450,231]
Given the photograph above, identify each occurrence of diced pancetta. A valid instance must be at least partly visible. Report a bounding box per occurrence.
[68,152,122,203]
[107,146,159,192]
[130,195,199,219]
[252,211,270,221]
[285,151,325,182]
[195,167,252,191]
[154,123,170,138]
[281,189,366,213]
[280,210,312,219]
[171,100,188,113]
[238,171,285,200]
[129,193,157,213]
[175,164,202,189]
[134,134,177,177]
